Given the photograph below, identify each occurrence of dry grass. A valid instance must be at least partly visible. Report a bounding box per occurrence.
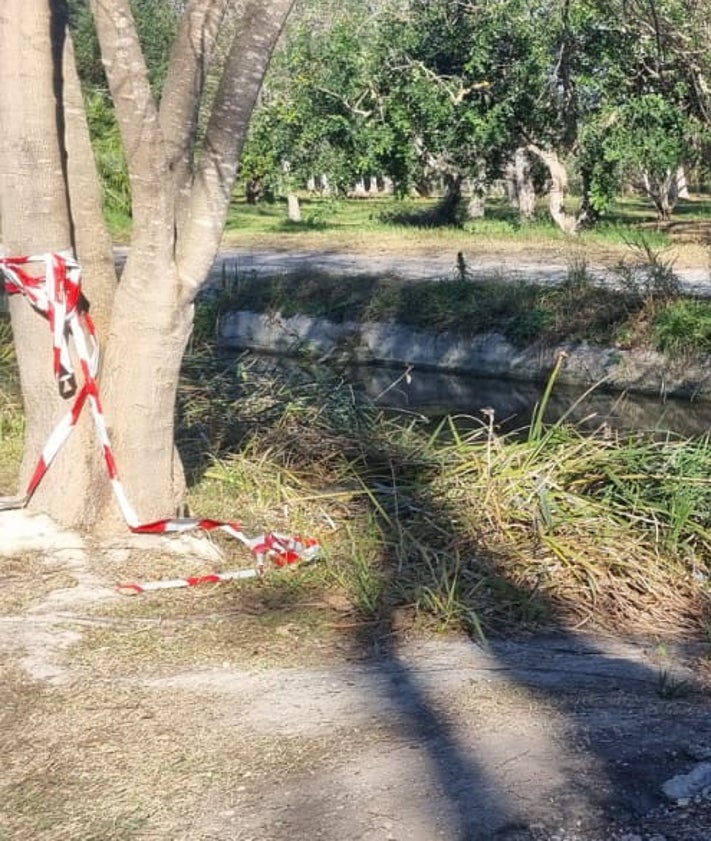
[0,553,78,614]
[73,546,346,678]
[0,661,343,841]
[173,352,711,640]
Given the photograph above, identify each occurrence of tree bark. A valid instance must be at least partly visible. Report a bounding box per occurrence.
[89,0,295,526]
[1,0,296,531]
[526,144,580,234]
[0,0,115,526]
[506,148,536,221]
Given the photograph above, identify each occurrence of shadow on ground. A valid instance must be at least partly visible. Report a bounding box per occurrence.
[175,356,711,840]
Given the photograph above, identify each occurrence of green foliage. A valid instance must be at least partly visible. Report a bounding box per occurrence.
[653,300,711,356]
[615,95,698,181]
[179,349,711,635]
[243,0,711,226]
[84,91,131,218]
[68,0,179,222]
[582,95,706,219]
[69,0,178,97]
[242,7,386,197]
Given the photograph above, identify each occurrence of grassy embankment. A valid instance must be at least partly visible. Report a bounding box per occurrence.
[2,194,711,639]
[201,193,711,363]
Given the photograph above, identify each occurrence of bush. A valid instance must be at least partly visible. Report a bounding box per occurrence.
[653,300,711,356]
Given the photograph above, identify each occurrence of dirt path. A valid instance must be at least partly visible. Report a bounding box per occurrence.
[215,246,711,296]
[1,510,711,841]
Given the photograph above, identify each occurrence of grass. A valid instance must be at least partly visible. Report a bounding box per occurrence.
[1,311,710,637]
[202,242,701,352]
[654,300,711,356]
[106,190,710,269]
[174,346,711,639]
[656,667,695,700]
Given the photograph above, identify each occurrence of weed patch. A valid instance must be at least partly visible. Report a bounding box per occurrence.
[653,300,711,356]
[205,260,647,349]
[175,350,711,638]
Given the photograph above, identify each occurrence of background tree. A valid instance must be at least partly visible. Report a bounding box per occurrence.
[575,0,709,221]
[244,0,710,229]
[0,0,295,530]
[242,0,387,207]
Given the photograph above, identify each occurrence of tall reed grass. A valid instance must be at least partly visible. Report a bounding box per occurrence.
[181,349,711,638]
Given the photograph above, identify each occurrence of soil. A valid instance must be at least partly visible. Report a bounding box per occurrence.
[1,510,711,841]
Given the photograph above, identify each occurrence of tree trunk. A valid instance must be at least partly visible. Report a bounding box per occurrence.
[641,169,678,221]
[287,193,302,221]
[0,0,115,526]
[99,256,193,526]
[527,144,580,234]
[0,0,296,532]
[506,148,536,221]
[675,166,690,199]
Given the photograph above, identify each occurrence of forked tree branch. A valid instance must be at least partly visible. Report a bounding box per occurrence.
[89,0,158,163]
[159,0,230,187]
[177,0,296,298]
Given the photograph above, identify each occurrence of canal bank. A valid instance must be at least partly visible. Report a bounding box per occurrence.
[218,308,711,403]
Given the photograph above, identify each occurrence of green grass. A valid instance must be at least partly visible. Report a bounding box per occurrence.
[653,300,711,356]
[218,190,710,249]
[201,248,690,350]
[177,347,711,639]
[1,318,710,637]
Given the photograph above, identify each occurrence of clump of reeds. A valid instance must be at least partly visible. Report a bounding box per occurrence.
[179,349,711,639]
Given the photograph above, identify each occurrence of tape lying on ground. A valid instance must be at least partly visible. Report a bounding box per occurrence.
[0,252,320,593]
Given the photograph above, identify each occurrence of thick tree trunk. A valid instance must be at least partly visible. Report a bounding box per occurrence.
[1,0,295,533]
[99,257,193,526]
[0,0,115,527]
[506,148,536,221]
[93,0,294,530]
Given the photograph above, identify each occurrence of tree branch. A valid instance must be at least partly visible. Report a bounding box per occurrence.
[159,0,230,191]
[89,1,158,163]
[177,0,296,299]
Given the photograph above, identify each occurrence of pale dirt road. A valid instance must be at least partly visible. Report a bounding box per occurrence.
[215,246,711,296]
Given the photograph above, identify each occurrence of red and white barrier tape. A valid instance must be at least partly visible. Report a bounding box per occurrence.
[0,252,320,592]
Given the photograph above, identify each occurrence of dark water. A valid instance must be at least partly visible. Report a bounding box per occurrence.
[3,349,710,439]
[349,363,711,438]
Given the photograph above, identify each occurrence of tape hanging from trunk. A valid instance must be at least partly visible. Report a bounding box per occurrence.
[0,252,320,592]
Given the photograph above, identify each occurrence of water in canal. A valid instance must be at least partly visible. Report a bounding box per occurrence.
[347,363,711,438]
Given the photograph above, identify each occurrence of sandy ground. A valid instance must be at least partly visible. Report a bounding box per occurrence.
[1,510,711,841]
[213,244,711,295]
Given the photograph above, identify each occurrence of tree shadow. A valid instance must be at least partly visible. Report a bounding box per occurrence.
[177,351,711,839]
[334,409,709,838]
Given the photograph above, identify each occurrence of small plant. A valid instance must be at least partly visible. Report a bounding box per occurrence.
[615,233,682,302]
[653,300,711,357]
[506,307,553,346]
[657,667,694,700]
